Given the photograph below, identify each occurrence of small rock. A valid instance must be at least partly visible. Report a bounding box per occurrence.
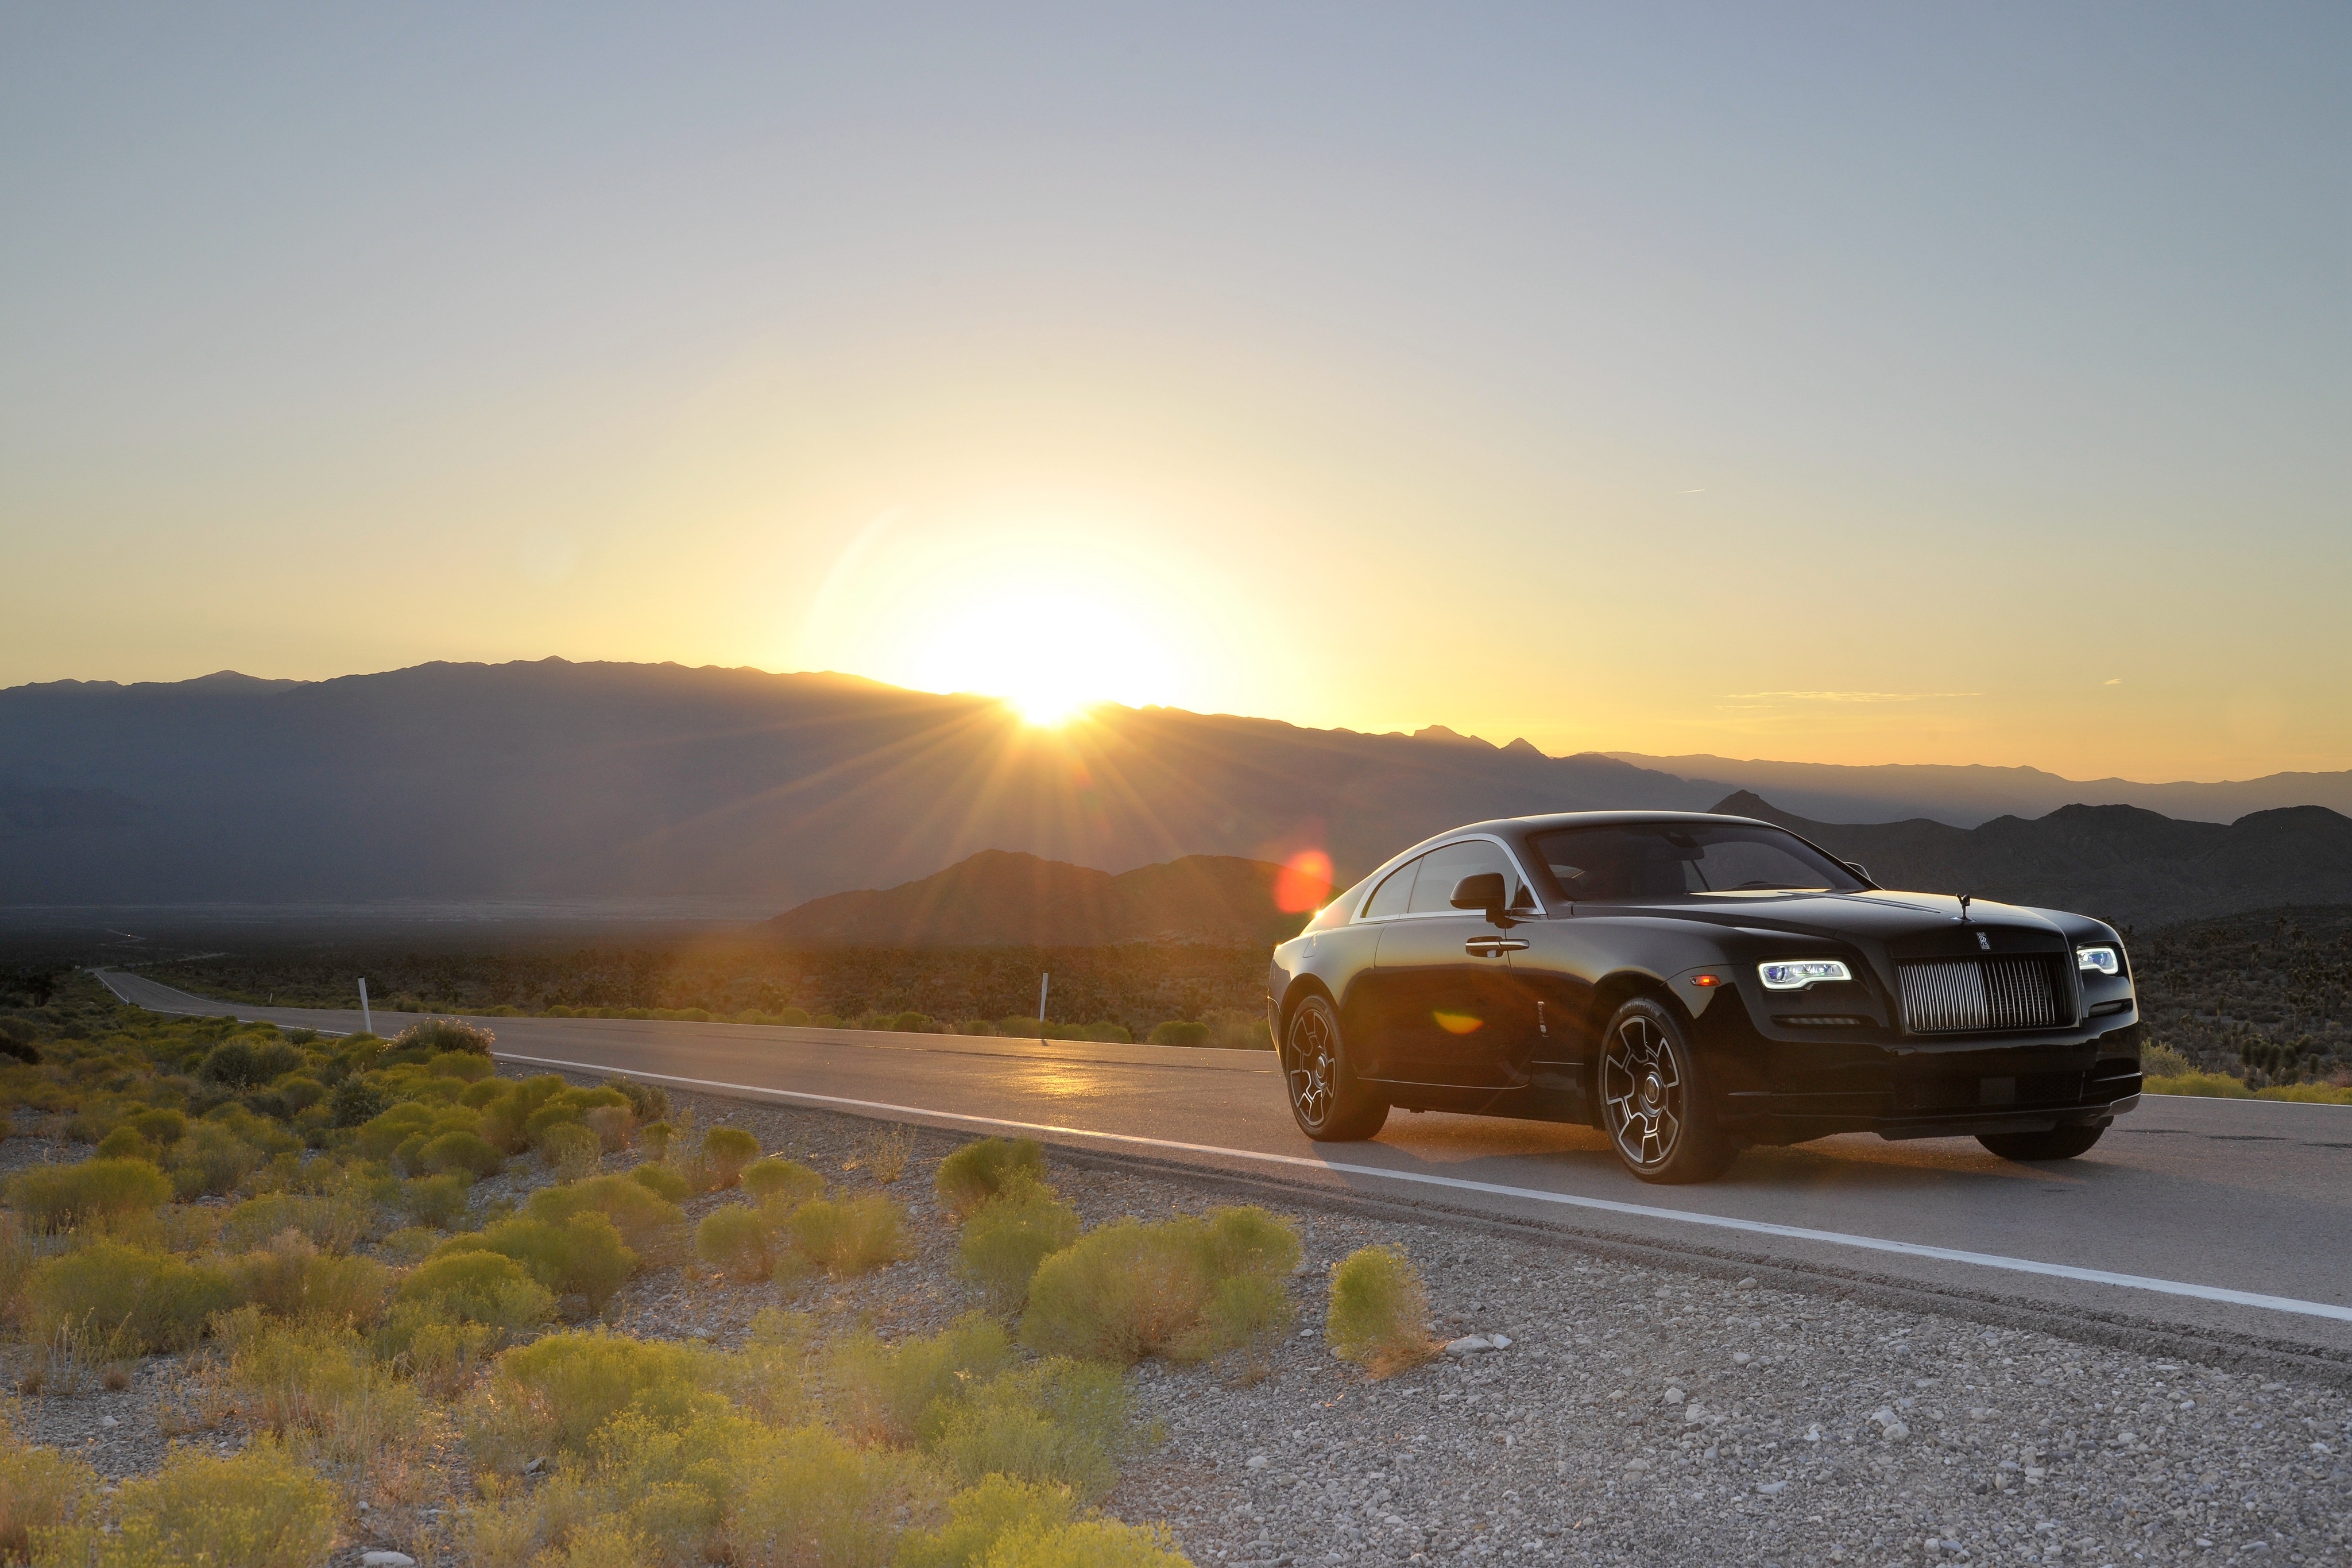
[1682,1403,1707,1424]
[1756,1480,1787,1496]
[1662,1387,1685,1404]
[361,1554,417,1568]
[1247,1454,1269,1470]
[1489,1333,1511,1349]
[524,1456,547,1475]
[1731,1352,1752,1366]
[1623,1457,1650,1472]
[1736,1277,1757,1290]
[1444,1335,1495,1356]
[98,1416,117,1430]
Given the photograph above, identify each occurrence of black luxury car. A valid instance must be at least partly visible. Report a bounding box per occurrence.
[1264,811,2142,1183]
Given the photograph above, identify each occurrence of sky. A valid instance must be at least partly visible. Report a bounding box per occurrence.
[3,3,2347,782]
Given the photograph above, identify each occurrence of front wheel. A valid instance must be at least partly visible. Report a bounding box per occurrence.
[1282,994,1388,1142]
[1598,997,1736,1184]
[1976,1126,2105,1162]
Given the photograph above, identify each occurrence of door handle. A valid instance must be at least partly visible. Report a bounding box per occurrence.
[1465,938,1529,957]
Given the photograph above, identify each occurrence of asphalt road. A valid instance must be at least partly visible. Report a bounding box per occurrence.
[96,969,2352,1369]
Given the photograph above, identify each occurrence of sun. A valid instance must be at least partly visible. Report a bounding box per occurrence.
[903,589,1182,726]
[793,505,1228,722]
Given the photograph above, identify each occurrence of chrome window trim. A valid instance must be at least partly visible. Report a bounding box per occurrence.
[1349,834,1549,924]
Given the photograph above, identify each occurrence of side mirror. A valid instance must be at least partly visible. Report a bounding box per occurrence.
[1449,873,1510,924]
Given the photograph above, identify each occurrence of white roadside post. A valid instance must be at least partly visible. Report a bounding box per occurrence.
[1037,972,1050,1043]
[358,978,373,1036]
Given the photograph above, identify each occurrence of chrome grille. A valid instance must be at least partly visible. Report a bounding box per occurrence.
[1898,957,2063,1033]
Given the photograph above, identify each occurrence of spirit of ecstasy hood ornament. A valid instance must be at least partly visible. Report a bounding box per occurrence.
[1956,893,1974,923]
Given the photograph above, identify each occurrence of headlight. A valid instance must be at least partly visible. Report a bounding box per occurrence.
[2076,946,2121,976]
[1759,959,1852,990]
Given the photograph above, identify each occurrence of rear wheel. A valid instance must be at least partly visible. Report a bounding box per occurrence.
[1282,994,1388,1141]
[1599,996,1736,1184]
[1976,1126,2105,1162]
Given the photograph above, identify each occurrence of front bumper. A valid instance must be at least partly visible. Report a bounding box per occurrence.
[1701,1005,2145,1145]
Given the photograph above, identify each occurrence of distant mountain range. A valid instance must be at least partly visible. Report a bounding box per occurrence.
[3,658,2350,924]
[1723,792,2352,930]
[760,850,1306,946]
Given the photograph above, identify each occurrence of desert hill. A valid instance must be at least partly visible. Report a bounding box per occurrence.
[760,850,1308,946]
[1719,792,2352,927]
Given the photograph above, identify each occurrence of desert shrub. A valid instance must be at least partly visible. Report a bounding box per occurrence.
[695,1207,779,1283]
[929,1358,1134,1499]
[725,1423,938,1568]
[6,1159,169,1233]
[701,1127,759,1188]
[427,1049,495,1082]
[981,1519,1187,1567]
[41,1437,335,1568]
[401,1172,471,1229]
[329,1077,388,1128]
[2144,1070,2254,1098]
[2257,1081,2352,1103]
[123,1109,185,1145]
[393,1017,496,1055]
[526,1175,685,1250]
[273,1076,328,1113]
[934,1139,1046,1220]
[418,1129,504,1181]
[582,1106,635,1152]
[825,1313,1012,1446]
[0,1217,36,1327]
[377,1226,442,1266]
[92,1128,142,1160]
[629,1163,692,1202]
[442,1213,639,1311]
[469,1330,723,1464]
[639,1122,674,1162]
[2139,1041,2192,1077]
[740,1156,823,1207]
[1146,1020,1210,1049]
[957,1180,1080,1310]
[383,1250,554,1352]
[1020,1207,1299,1365]
[28,1242,241,1355]
[787,1196,903,1278]
[235,1238,391,1326]
[219,1193,368,1254]
[0,1426,96,1561]
[1324,1243,1439,1377]
[539,1122,603,1181]
[895,1476,1074,1568]
[163,1125,264,1200]
[603,1077,670,1124]
[196,1035,301,1089]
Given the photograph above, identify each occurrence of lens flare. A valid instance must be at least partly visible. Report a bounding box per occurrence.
[1274,850,1334,914]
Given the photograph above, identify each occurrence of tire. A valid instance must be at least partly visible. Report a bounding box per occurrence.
[1976,1125,2105,1162]
[1598,996,1736,1184]
[1282,994,1389,1142]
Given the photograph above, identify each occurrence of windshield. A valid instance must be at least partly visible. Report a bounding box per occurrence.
[1531,822,1866,901]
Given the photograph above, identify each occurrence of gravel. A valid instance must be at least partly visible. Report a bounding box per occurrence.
[11,1069,2351,1566]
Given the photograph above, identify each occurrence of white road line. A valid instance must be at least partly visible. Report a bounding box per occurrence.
[496,1050,2352,1325]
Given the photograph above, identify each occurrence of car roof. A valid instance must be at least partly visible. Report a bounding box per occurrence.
[1452,809,1770,838]
[1367,810,1776,880]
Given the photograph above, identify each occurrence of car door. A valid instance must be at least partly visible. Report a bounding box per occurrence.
[1366,839,1539,1086]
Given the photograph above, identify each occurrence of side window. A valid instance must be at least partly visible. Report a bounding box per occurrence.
[1360,857,1421,919]
[1406,839,1513,914]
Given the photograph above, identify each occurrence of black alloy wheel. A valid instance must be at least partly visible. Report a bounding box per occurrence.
[1282,994,1389,1142]
[1598,996,1735,1184]
[1976,1126,2105,1162]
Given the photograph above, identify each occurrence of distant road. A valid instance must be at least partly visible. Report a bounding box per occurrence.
[97,969,2352,1372]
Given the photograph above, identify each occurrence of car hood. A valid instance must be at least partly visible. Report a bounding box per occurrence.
[1578,889,2074,943]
